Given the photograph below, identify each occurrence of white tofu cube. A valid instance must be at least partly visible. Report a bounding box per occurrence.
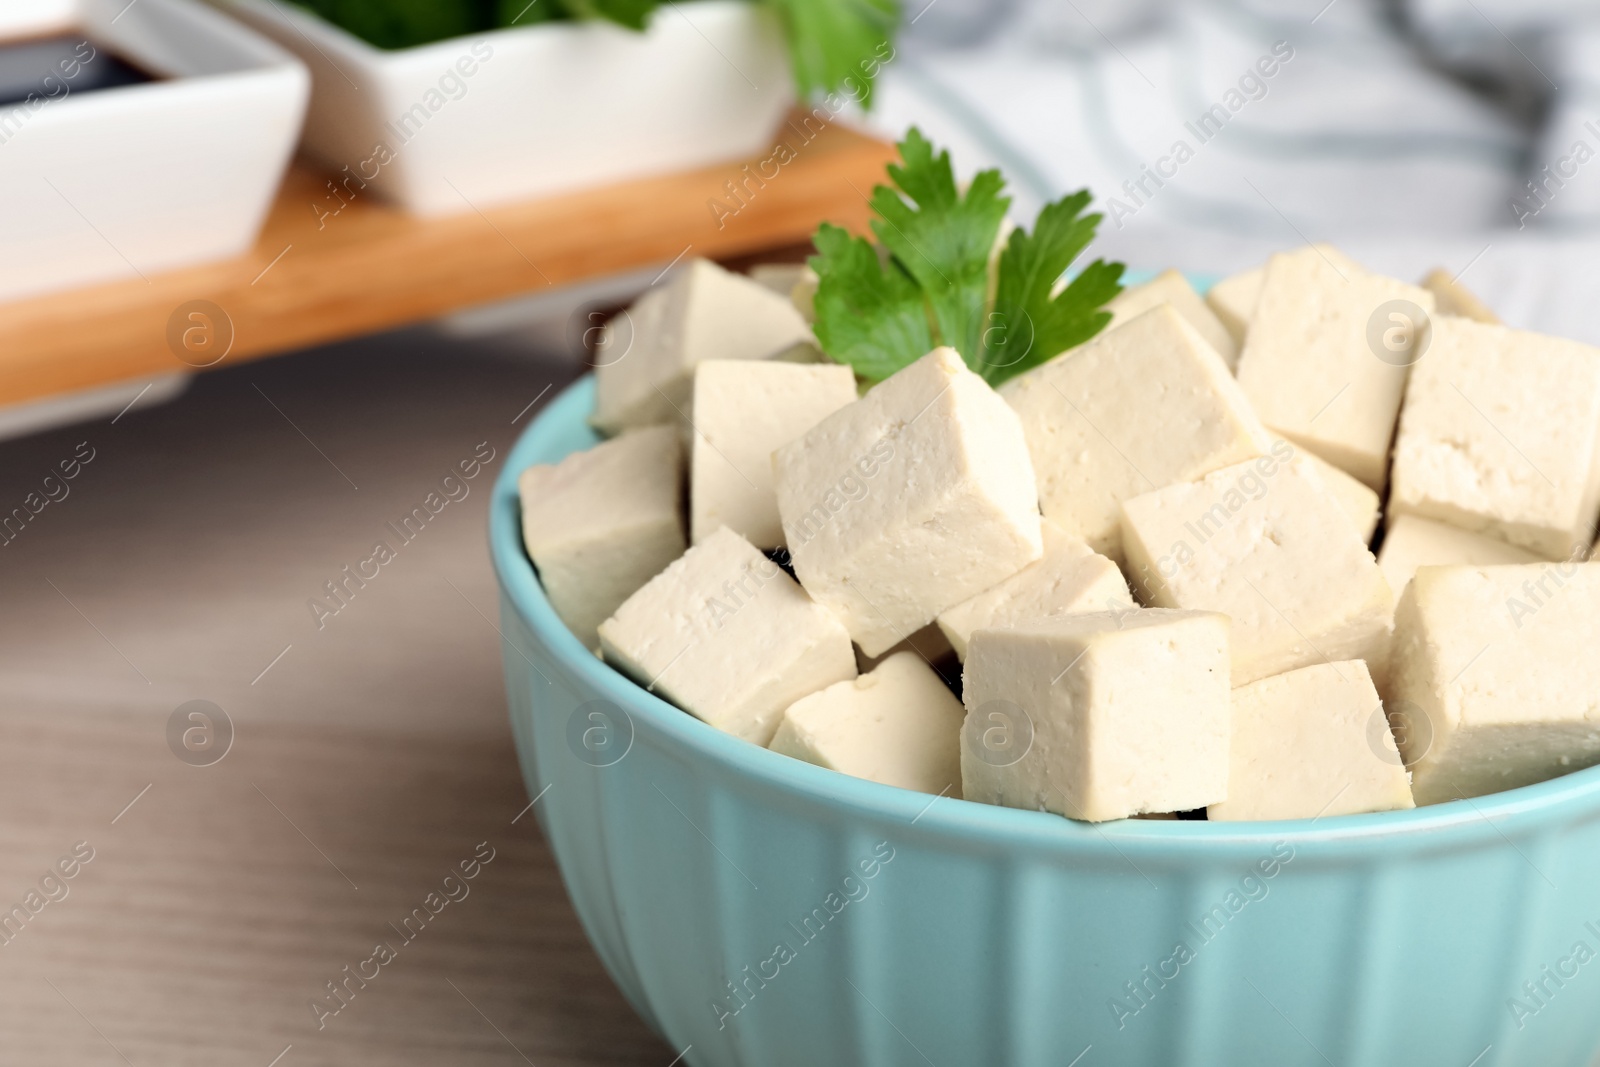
[519,426,686,649]
[961,609,1231,822]
[1204,246,1361,348]
[1296,443,1380,543]
[857,624,956,672]
[1204,265,1263,347]
[1420,267,1499,324]
[769,651,964,795]
[690,361,858,548]
[1236,245,1435,489]
[748,262,807,296]
[773,347,1043,657]
[592,259,813,434]
[1119,451,1394,686]
[1390,563,1600,804]
[1389,316,1600,560]
[1207,660,1415,821]
[1108,268,1239,369]
[1377,514,1541,600]
[748,262,818,323]
[597,527,856,744]
[1003,304,1268,560]
[936,520,1134,660]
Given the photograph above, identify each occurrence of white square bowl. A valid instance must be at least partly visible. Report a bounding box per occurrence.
[224,0,794,217]
[0,0,309,304]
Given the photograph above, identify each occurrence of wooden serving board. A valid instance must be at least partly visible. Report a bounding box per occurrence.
[0,113,894,409]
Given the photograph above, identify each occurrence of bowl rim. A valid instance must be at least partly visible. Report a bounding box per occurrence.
[491,372,1600,853]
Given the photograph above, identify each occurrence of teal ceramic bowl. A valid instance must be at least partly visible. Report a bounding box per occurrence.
[492,375,1600,1067]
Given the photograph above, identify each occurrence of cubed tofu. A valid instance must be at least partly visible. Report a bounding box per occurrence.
[747,262,818,323]
[1236,245,1435,489]
[1108,268,1239,369]
[1205,246,1362,348]
[1003,304,1268,560]
[519,425,686,649]
[748,262,807,297]
[690,361,858,548]
[857,624,956,673]
[1119,449,1394,686]
[1207,660,1414,821]
[1205,265,1263,347]
[769,651,964,795]
[792,271,818,324]
[1389,563,1600,805]
[961,609,1231,822]
[1377,514,1541,600]
[597,527,856,744]
[1420,267,1499,324]
[1389,316,1600,560]
[773,347,1043,657]
[592,259,813,434]
[936,520,1134,660]
[1295,444,1381,543]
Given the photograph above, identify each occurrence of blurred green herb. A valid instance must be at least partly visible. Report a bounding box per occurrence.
[292,0,501,49]
[294,0,897,105]
[809,128,1124,386]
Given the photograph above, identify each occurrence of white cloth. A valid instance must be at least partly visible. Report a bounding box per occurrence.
[863,0,1600,342]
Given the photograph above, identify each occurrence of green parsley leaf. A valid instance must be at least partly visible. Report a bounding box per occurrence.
[295,0,498,49]
[871,128,1009,365]
[979,191,1125,384]
[808,223,934,382]
[496,0,563,26]
[559,0,658,30]
[761,0,898,107]
[809,128,1124,386]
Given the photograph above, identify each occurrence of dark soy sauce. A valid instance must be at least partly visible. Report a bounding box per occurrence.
[0,34,156,108]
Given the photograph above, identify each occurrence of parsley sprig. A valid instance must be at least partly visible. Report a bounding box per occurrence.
[764,0,897,108]
[809,128,1124,385]
[297,0,898,106]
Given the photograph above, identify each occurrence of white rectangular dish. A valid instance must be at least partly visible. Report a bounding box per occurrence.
[0,0,308,304]
[223,0,794,217]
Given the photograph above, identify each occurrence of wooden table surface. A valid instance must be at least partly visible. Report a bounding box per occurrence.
[0,320,679,1064]
[0,113,891,410]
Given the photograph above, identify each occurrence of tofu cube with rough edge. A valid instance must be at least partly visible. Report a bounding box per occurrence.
[1205,246,1363,349]
[1389,563,1600,805]
[773,347,1043,657]
[690,360,858,548]
[857,624,957,673]
[1295,443,1380,543]
[1108,268,1239,369]
[519,425,686,649]
[1119,451,1393,687]
[748,262,818,323]
[1389,316,1600,560]
[769,651,964,796]
[1420,268,1499,324]
[1205,265,1263,348]
[1003,304,1268,561]
[593,259,813,434]
[1208,660,1414,821]
[598,527,856,744]
[1377,514,1541,601]
[936,520,1134,661]
[961,609,1232,822]
[1236,245,1435,489]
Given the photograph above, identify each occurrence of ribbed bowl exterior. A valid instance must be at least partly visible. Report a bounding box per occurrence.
[493,377,1600,1067]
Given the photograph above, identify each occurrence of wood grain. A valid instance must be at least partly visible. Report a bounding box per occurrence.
[0,113,892,409]
[0,713,674,1067]
[0,324,674,1065]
